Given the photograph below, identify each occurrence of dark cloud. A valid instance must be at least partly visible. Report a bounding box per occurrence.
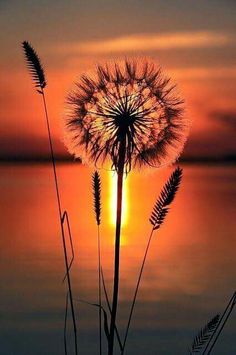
[210,111,236,129]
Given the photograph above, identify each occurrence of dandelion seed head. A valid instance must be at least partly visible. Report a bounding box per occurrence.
[64,59,189,172]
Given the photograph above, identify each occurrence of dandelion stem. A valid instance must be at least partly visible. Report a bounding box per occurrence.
[121,228,154,354]
[101,268,123,352]
[41,90,78,355]
[109,144,125,355]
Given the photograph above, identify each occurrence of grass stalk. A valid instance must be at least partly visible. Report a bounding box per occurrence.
[42,90,78,355]
[64,292,69,355]
[122,167,182,354]
[203,291,236,354]
[61,211,75,282]
[121,228,154,354]
[92,171,102,354]
[22,41,78,354]
[98,225,102,355]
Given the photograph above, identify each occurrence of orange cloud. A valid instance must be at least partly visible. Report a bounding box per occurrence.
[170,66,236,80]
[56,31,234,54]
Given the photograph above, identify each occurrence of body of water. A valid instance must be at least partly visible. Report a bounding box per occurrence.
[0,163,236,354]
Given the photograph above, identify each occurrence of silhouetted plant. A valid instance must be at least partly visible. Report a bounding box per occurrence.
[189,315,220,354]
[65,60,188,171]
[122,166,182,353]
[190,291,236,355]
[22,41,78,355]
[92,171,102,355]
[204,291,236,354]
[64,59,189,354]
[22,41,46,90]
[150,166,182,229]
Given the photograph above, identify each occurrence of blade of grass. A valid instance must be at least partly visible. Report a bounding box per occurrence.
[61,211,75,283]
[78,299,110,344]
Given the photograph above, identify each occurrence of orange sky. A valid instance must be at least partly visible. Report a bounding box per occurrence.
[1,1,236,159]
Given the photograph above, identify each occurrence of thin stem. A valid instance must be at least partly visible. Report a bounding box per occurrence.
[204,292,236,355]
[62,211,75,282]
[109,145,125,355]
[122,228,154,354]
[42,91,62,216]
[101,268,123,352]
[98,225,102,355]
[41,90,78,355]
[64,292,69,355]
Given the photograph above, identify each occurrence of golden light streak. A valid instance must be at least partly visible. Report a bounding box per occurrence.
[109,172,129,245]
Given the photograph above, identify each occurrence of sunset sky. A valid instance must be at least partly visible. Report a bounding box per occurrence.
[1,0,236,159]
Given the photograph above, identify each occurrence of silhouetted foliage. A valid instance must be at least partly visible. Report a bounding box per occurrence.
[122,167,183,354]
[92,170,102,354]
[22,40,78,355]
[93,171,101,225]
[150,166,182,229]
[22,41,46,90]
[189,315,220,354]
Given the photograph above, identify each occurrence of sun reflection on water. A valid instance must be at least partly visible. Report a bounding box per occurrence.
[109,172,129,245]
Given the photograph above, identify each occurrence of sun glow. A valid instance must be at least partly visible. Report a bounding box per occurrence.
[109,172,129,228]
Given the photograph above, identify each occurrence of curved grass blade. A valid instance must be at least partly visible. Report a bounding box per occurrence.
[79,299,110,343]
[61,211,75,283]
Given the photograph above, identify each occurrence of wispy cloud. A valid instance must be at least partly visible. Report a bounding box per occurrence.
[56,31,234,54]
[170,66,236,80]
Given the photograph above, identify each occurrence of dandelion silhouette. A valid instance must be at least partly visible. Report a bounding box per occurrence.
[65,60,188,171]
[64,59,188,355]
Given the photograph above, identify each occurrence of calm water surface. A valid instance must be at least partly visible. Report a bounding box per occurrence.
[0,164,236,354]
